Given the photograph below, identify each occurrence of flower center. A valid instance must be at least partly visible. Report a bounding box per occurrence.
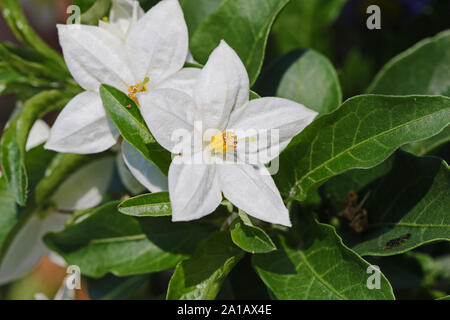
[211,131,238,153]
[128,77,149,104]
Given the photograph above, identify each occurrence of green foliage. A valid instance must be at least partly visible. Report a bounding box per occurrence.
[44,202,215,277]
[0,91,71,205]
[190,0,290,85]
[254,49,342,115]
[275,95,450,201]
[352,151,450,256]
[118,192,172,217]
[0,0,448,301]
[100,84,171,175]
[252,213,395,299]
[230,211,276,254]
[167,231,245,300]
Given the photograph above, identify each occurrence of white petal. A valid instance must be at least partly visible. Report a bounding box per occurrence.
[218,164,291,226]
[45,91,119,154]
[228,97,318,163]
[194,40,249,131]
[155,68,202,97]
[121,141,168,193]
[51,156,115,211]
[116,151,146,195]
[110,0,144,34]
[25,120,50,151]
[139,88,196,153]
[0,212,70,285]
[126,0,188,83]
[57,24,134,91]
[169,162,222,221]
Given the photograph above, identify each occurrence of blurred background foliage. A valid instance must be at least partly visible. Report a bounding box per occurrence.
[0,0,449,300]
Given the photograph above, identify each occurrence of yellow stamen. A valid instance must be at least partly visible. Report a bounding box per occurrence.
[211,131,238,153]
[102,16,109,23]
[127,77,149,104]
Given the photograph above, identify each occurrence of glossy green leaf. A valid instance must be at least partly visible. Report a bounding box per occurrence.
[118,192,171,217]
[44,202,215,277]
[253,49,342,115]
[0,90,70,205]
[252,214,395,300]
[99,84,171,175]
[180,0,222,36]
[190,0,290,85]
[367,30,450,156]
[367,30,450,96]
[0,0,66,67]
[166,231,245,300]
[352,151,450,256]
[230,211,276,254]
[274,95,450,202]
[403,126,450,156]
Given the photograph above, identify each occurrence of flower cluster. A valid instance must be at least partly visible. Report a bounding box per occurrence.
[45,0,318,227]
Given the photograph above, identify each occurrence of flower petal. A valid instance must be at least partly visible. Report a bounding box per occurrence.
[139,88,196,153]
[45,91,119,154]
[0,212,69,285]
[121,141,168,193]
[110,0,144,31]
[57,24,134,91]
[228,97,318,163]
[51,156,115,211]
[169,162,222,221]
[218,163,291,226]
[126,0,188,84]
[194,40,249,131]
[116,151,146,195]
[155,67,202,97]
[26,119,50,151]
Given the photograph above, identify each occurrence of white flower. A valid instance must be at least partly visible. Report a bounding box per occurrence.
[44,0,197,190]
[138,41,318,226]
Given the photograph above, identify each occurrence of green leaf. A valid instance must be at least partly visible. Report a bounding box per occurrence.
[99,84,171,174]
[271,0,347,56]
[437,295,450,300]
[190,0,290,85]
[352,151,450,256]
[118,192,171,217]
[253,49,342,115]
[180,0,222,37]
[367,30,450,155]
[0,90,71,205]
[0,144,54,250]
[274,95,450,202]
[367,30,450,96]
[0,176,17,249]
[87,274,147,300]
[0,152,108,265]
[44,202,215,277]
[403,126,450,156]
[230,211,276,254]
[1,0,66,67]
[252,214,395,299]
[0,43,69,83]
[166,231,245,300]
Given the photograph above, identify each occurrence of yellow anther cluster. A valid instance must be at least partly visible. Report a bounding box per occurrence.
[211,131,238,153]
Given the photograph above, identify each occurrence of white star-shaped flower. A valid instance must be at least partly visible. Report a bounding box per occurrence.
[45,0,197,192]
[138,41,318,226]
